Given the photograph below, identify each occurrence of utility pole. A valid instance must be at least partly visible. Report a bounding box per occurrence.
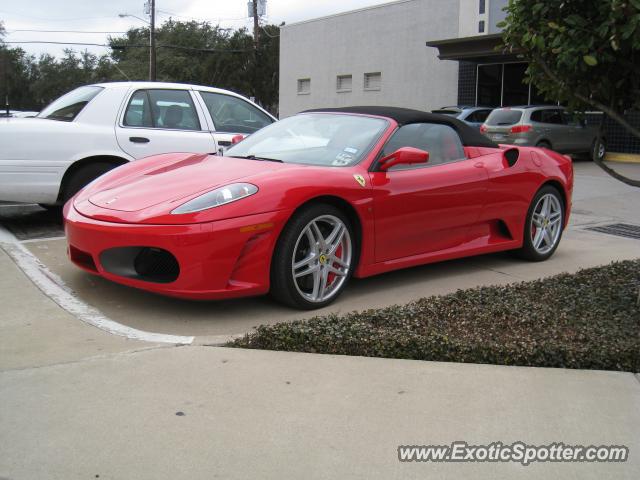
[3,50,9,116]
[250,0,262,103]
[149,0,156,81]
[252,0,260,51]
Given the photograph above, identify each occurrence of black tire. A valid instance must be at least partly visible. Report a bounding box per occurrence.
[535,140,552,150]
[516,185,565,262]
[270,203,356,309]
[61,162,117,202]
[591,137,606,162]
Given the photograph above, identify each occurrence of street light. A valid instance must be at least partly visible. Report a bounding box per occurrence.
[118,13,149,24]
[118,3,156,81]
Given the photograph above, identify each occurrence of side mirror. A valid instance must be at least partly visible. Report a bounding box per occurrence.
[379,146,429,171]
[231,134,245,145]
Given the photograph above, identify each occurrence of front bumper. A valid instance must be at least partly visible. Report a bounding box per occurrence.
[64,204,290,300]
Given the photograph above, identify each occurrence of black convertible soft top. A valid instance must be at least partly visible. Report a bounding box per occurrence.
[303,106,499,149]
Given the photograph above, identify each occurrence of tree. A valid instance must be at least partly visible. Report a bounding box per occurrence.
[108,20,280,114]
[499,0,640,187]
[1,21,40,111]
[0,19,280,115]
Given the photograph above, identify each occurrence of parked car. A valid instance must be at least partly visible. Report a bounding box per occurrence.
[480,106,604,160]
[0,82,276,206]
[64,106,572,309]
[432,105,494,130]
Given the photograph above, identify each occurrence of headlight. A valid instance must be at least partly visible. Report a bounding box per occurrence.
[171,183,258,214]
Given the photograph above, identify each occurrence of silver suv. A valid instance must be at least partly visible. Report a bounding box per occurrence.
[481,106,605,160]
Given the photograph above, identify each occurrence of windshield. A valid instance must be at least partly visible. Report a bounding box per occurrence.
[486,109,523,126]
[38,86,103,121]
[225,113,389,167]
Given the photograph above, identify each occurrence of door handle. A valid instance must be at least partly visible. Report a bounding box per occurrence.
[129,136,150,143]
[474,161,484,168]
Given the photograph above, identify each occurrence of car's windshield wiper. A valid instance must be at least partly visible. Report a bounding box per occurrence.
[229,155,283,163]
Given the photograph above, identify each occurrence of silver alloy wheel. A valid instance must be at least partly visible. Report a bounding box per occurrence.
[291,214,352,303]
[598,142,606,160]
[530,193,563,254]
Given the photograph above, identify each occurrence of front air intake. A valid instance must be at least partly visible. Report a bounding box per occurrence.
[100,246,179,283]
[133,247,180,283]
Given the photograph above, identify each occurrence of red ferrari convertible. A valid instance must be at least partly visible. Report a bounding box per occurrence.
[64,106,573,309]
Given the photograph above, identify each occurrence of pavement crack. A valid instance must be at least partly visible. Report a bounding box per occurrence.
[0,344,187,374]
[483,267,519,278]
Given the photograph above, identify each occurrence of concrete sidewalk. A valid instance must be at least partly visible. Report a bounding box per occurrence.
[1,346,639,479]
[0,246,151,370]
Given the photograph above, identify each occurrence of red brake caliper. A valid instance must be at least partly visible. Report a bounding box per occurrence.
[327,244,342,286]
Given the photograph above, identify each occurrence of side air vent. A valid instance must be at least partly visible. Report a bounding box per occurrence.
[503,148,519,167]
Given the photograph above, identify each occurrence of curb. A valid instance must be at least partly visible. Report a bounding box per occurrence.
[605,153,640,164]
[0,235,195,345]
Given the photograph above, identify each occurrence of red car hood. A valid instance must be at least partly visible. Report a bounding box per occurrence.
[87,154,282,213]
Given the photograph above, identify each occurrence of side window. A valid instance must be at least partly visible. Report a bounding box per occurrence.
[124,90,153,127]
[562,111,579,126]
[539,109,564,125]
[530,110,543,122]
[124,89,201,130]
[199,91,273,134]
[381,123,466,170]
[466,109,491,123]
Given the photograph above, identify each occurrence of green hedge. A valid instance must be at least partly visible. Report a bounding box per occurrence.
[229,260,640,372]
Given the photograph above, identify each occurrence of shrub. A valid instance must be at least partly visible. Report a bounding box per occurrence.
[229,260,640,372]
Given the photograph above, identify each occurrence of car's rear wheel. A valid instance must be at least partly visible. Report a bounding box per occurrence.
[517,185,565,261]
[535,140,552,150]
[591,137,606,161]
[62,162,117,203]
[271,204,354,309]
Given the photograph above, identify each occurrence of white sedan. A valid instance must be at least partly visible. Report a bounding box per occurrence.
[0,82,276,206]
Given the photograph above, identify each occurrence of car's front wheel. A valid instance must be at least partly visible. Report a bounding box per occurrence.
[62,162,117,203]
[271,204,355,309]
[517,185,565,261]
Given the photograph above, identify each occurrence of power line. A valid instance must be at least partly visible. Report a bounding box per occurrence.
[260,26,280,38]
[7,29,128,34]
[157,10,249,22]
[0,10,115,22]
[4,41,114,47]
[4,40,251,53]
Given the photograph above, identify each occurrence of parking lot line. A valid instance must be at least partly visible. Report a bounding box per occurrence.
[0,226,194,345]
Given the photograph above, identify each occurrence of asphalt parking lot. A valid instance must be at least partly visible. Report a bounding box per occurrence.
[1,160,639,342]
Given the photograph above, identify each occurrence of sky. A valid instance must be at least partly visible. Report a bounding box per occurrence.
[0,0,393,57]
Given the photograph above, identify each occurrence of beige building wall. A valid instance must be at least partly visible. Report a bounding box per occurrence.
[278,0,461,118]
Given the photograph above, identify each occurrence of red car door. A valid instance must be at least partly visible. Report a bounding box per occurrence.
[369,123,488,262]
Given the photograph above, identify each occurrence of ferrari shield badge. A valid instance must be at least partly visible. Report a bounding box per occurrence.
[353,174,366,187]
